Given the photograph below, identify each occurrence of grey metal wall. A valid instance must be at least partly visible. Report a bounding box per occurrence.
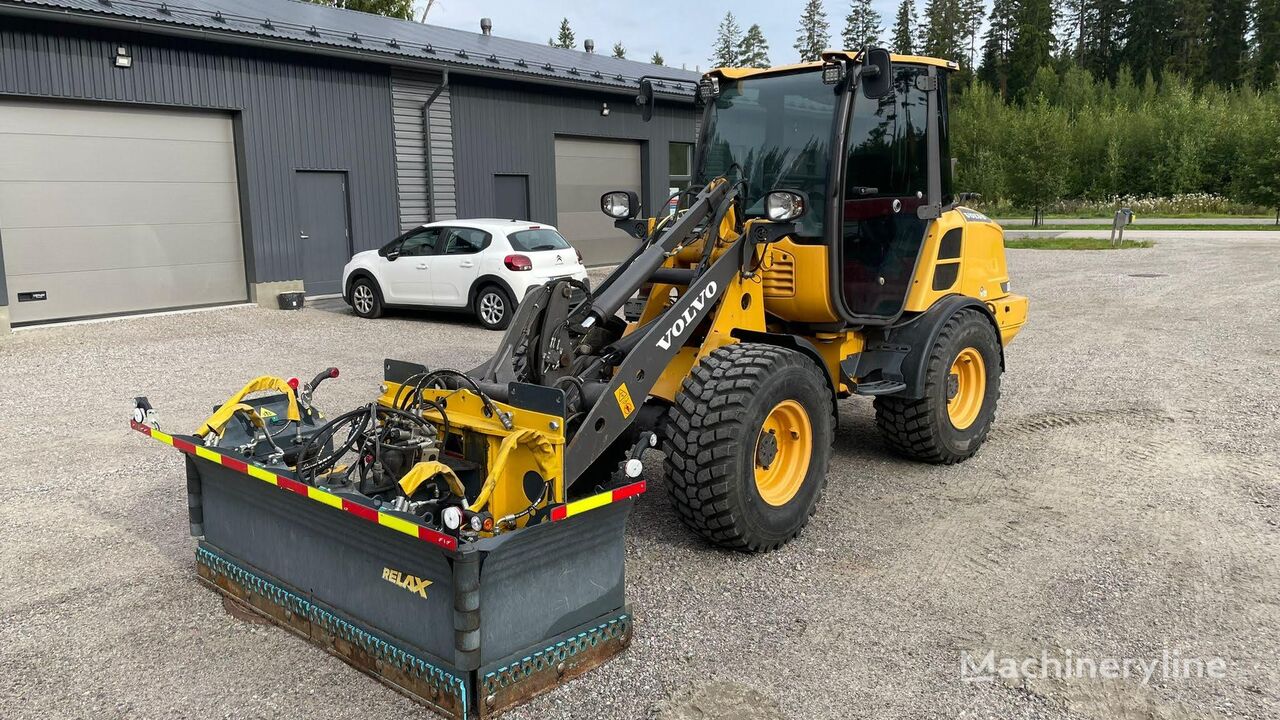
[450,78,697,225]
[390,68,456,229]
[0,17,399,298]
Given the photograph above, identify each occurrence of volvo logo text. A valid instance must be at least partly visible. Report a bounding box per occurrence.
[656,281,718,350]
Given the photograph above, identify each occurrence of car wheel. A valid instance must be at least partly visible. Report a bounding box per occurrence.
[349,277,383,319]
[475,285,513,330]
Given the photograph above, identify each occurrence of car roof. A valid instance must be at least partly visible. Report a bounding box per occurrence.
[419,218,559,235]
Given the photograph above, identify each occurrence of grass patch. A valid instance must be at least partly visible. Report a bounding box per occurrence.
[1004,237,1154,250]
[1011,223,1278,231]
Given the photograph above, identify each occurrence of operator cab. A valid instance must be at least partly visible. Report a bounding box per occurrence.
[693,52,956,325]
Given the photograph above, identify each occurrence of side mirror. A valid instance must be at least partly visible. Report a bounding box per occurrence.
[384,247,400,261]
[636,79,654,122]
[601,190,641,220]
[860,47,894,100]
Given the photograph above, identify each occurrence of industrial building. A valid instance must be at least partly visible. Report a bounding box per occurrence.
[0,0,699,330]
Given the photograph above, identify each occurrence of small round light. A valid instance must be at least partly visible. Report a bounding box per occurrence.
[442,506,463,530]
[765,191,805,222]
[329,368,340,379]
[469,514,484,532]
[625,458,644,478]
[287,377,300,390]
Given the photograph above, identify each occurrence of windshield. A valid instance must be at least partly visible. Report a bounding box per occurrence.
[696,70,837,237]
[508,228,571,252]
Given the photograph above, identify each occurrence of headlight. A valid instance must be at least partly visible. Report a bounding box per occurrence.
[765,191,807,222]
[600,190,639,220]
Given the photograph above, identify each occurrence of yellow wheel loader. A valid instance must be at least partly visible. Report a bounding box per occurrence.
[132,48,1027,718]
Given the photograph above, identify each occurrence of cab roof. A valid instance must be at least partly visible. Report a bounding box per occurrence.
[710,52,958,81]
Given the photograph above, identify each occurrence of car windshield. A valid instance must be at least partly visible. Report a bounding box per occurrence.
[696,70,837,237]
[508,228,572,252]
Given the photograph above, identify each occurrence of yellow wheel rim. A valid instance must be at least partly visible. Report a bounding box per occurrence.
[947,347,986,430]
[753,399,813,507]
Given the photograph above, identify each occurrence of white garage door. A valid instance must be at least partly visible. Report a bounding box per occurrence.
[553,137,642,266]
[0,100,247,325]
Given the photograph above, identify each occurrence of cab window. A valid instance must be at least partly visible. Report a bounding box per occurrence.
[442,228,490,255]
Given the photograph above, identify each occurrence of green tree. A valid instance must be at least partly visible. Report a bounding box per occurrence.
[842,0,884,49]
[978,0,1015,96]
[307,0,413,19]
[794,0,832,62]
[923,0,966,62]
[1082,0,1126,81]
[891,0,918,54]
[651,51,665,66]
[1123,0,1177,81]
[611,42,627,59]
[1256,0,1280,88]
[549,18,576,49]
[710,12,744,67]
[1204,0,1249,87]
[1005,97,1070,224]
[1233,108,1280,223]
[739,24,772,68]
[1006,0,1056,99]
[1168,0,1209,82]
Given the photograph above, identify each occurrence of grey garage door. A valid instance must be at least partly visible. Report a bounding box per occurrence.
[0,100,247,325]
[553,137,642,266]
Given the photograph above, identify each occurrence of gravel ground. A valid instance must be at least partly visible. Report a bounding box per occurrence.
[2,234,1277,720]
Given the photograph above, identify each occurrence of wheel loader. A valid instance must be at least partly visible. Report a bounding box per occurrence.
[131,48,1027,718]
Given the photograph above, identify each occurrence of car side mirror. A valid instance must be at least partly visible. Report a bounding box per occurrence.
[385,248,400,261]
[860,47,894,100]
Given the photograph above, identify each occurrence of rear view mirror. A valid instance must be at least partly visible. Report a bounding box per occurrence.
[860,47,894,99]
[636,79,654,122]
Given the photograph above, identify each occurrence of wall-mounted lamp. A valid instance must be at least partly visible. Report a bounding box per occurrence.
[600,102,610,117]
[114,46,132,68]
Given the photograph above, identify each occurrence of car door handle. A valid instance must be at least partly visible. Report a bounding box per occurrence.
[416,263,428,270]
[459,260,474,268]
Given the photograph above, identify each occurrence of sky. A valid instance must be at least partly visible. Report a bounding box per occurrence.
[419,0,911,71]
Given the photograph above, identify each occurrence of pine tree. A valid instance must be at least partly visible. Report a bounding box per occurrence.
[1006,0,1056,99]
[842,0,884,50]
[651,51,665,66]
[1059,0,1089,65]
[923,0,966,62]
[978,0,1016,96]
[960,0,985,70]
[1169,0,1209,81]
[1204,0,1249,87]
[794,0,832,62]
[549,18,575,49]
[1123,0,1177,82]
[612,42,627,59]
[1082,0,1125,81]
[710,12,744,67]
[892,0,918,54]
[1254,0,1280,88]
[739,24,772,68]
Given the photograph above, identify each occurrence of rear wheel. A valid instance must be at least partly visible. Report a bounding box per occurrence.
[349,277,383,319]
[662,343,833,552]
[475,285,513,330]
[874,308,1002,463]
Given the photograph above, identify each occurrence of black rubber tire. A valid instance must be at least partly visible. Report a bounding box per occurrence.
[349,277,384,319]
[874,308,1002,464]
[661,343,833,552]
[474,285,514,330]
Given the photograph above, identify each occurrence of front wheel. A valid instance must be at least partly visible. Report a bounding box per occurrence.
[662,343,833,552]
[349,277,383,319]
[474,285,513,330]
[874,308,1002,463]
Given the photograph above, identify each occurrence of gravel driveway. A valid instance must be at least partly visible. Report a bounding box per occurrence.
[1,234,1276,719]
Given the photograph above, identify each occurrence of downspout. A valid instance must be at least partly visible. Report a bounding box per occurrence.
[422,69,449,222]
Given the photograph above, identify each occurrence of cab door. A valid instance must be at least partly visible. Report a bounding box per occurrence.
[380,227,441,304]
[427,227,490,306]
[840,64,937,320]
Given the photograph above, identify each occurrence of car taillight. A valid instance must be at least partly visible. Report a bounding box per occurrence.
[504,254,532,271]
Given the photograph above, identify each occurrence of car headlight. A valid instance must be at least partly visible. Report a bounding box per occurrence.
[765,191,807,222]
[600,190,639,220]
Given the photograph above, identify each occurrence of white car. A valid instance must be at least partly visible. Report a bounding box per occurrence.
[342,219,590,329]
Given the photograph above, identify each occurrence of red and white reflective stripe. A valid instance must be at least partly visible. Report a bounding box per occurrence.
[130,420,457,551]
[550,480,647,522]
